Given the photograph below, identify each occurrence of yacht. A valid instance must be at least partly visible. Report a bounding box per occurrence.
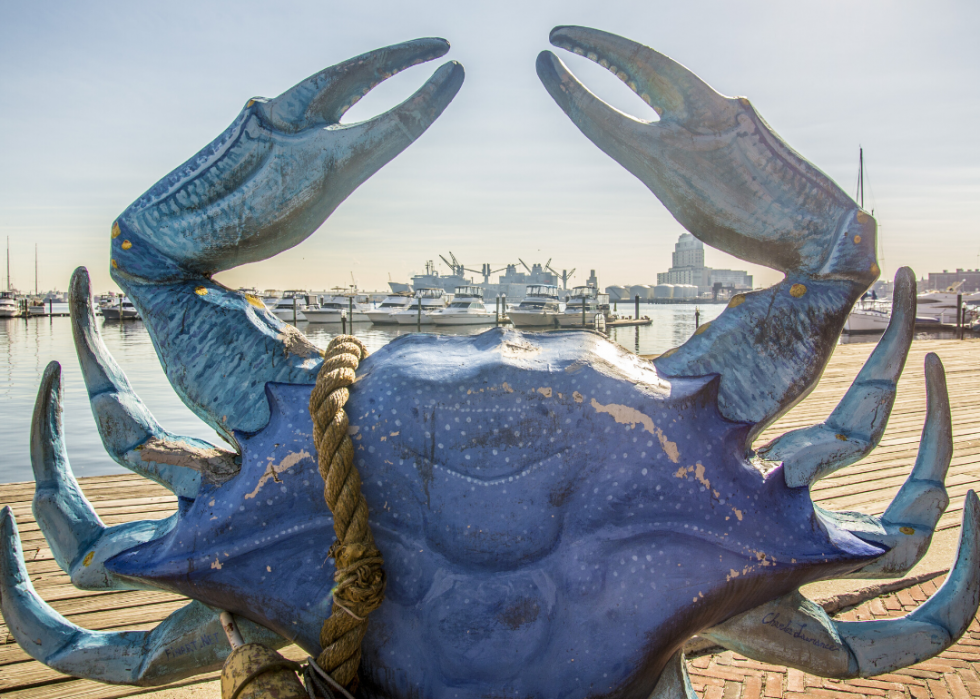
[557,286,612,328]
[0,291,19,318]
[844,304,891,333]
[914,289,980,325]
[390,288,449,325]
[304,295,373,324]
[366,292,414,325]
[102,297,140,320]
[431,286,495,326]
[272,291,312,322]
[507,285,562,327]
[27,301,48,317]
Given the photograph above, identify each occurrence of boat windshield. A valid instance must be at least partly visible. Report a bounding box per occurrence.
[449,301,483,309]
[524,285,559,299]
[415,288,444,299]
[568,286,597,300]
[453,286,483,299]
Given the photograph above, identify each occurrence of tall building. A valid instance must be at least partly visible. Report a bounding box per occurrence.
[657,233,753,294]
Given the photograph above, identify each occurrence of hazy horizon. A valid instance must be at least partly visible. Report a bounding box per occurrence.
[2,1,978,295]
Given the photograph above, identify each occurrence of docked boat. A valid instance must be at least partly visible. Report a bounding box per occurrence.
[102,297,140,320]
[0,292,19,318]
[272,291,313,322]
[27,301,48,317]
[389,288,449,325]
[303,295,373,324]
[431,286,495,326]
[557,286,612,328]
[915,289,980,325]
[507,285,562,327]
[366,292,414,324]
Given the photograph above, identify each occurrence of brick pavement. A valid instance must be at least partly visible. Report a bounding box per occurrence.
[686,575,980,698]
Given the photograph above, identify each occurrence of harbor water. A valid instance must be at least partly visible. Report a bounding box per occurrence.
[2,300,937,483]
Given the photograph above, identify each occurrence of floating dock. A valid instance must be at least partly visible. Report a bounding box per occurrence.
[0,338,978,698]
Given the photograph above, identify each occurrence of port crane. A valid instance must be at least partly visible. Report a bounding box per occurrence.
[439,252,509,284]
[546,263,576,290]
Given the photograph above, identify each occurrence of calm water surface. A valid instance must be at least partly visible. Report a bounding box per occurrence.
[6,300,909,484]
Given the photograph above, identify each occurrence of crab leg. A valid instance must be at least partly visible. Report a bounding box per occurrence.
[759,268,917,488]
[111,40,464,440]
[649,650,697,699]
[816,352,952,578]
[699,492,980,678]
[31,361,178,591]
[537,27,878,437]
[0,507,282,685]
[70,268,237,497]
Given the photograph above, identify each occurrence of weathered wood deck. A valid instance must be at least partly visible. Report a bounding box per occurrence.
[0,338,977,698]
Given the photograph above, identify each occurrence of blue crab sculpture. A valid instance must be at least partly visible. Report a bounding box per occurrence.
[2,28,979,699]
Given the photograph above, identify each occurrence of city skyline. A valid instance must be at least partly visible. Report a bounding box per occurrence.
[2,1,978,294]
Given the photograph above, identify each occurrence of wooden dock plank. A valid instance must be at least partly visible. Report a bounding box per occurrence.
[0,338,976,697]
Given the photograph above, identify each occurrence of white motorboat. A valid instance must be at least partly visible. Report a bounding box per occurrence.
[0,292,19,318]
[102,297,140,320]
[431,286,495,326]
[557,286,612,328]
[303,295,373,324]
[27,302,49,317]
[366,293,414,324]
[390,288,448,325]
[272,291,313,322]
[507,285,562,327]
[844,305,891,333]
[915,289,980,325]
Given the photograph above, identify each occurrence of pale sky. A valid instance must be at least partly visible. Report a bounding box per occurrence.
[2,1,978,295]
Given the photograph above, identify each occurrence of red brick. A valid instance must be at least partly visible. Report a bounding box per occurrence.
[877,672,928,685]
[764,672,783,697]
[897,588,917,609]
[909,685,932,699]
[704,686,724,699]
[722,681,742,699]
[847,677,911,692]
[948,672,973,699]
[884,595,903,612]
[786,669,805,693]
[698,666,746,683]
[689,655,711,669]
[870,598,890,617]
[910,584,928,602]
[742,674,763,699]
[928,678,953,699]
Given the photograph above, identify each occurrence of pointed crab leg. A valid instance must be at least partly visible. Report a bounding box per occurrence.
[0,507,283,685]
[815,352,952,578]
[537,27,878,437]
[70,268,237,496]
[111,41,465,439]
[649,650,697,698]
[759,268,917,487]
[31,361,177,590]
[700,492,980,678]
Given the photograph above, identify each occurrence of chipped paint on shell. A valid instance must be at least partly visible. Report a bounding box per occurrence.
[537,387,553,398]
[573,391,584,403]
[591,398,679,462]
[244,450,311,500]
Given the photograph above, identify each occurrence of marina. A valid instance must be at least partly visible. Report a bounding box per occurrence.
[0,336,977,697]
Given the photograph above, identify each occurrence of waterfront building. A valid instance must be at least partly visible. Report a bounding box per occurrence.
[656,233,752,295]
[924,269,980,293]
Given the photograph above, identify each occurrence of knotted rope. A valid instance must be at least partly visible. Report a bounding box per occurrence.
[309,335,385,690]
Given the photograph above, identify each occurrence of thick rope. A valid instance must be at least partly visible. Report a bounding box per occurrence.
[309,336,385,689]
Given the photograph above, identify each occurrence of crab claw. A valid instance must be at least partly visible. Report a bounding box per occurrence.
[113,38,465,282]
[0,507,282,684]
[701,491,980,678]
[537,26,876,280]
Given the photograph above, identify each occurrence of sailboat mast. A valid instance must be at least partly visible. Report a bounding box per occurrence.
[5,237,9,292]
[35,243,38,296]
[858,147,865,209]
